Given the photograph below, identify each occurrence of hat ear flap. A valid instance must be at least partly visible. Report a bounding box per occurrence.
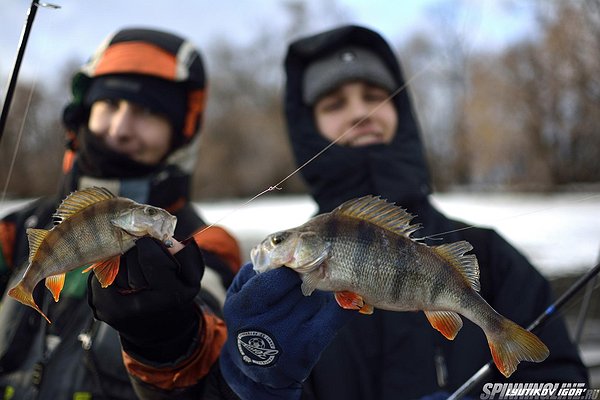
[62,72,92,134]
[182,88,206,142]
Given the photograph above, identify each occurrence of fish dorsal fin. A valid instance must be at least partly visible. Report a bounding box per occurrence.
[53,186,115,223]
[26,228,49,263]
[433,241,480,291]
[335,195,421,238]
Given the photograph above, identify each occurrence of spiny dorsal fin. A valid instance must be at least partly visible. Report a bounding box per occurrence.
[26,228,49,263]
[433,241,480,291]
[335,195,421,238]
[53,186,115,223]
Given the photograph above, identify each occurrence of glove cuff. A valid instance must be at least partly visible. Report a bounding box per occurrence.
[219,344,302,400]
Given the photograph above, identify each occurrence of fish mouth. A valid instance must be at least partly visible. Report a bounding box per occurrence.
[251,246,270,273]
[159,215,177,240]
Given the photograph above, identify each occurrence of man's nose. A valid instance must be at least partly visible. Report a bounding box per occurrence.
[348,98,370,123]
[108,103,135,138]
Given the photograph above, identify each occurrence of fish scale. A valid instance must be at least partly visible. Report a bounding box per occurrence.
[251,195,550,378]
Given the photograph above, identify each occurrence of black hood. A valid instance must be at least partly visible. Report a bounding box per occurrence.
[284,25,431,214]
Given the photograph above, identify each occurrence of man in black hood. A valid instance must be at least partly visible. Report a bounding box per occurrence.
[0,28,241,399]
[279,25,588,398]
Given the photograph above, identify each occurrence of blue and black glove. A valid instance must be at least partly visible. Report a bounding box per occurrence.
[219,263,354,400]
[88,237,204,363]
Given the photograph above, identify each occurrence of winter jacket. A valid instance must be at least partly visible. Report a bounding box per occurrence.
[0,165,241,400]
[284,25,588,399]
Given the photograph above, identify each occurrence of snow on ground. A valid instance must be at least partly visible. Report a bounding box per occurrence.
[2,192,599,278]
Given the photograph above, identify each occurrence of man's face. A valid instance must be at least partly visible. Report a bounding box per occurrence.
[313,81,397,147]
[88,99,173,165]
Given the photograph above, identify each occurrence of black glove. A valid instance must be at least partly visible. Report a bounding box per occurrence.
[88,237,204,363]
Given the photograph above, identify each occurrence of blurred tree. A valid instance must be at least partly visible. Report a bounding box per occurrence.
[462,0,600,188]
[193,0,351,200]
[0,79,63,197]
[398,0,482,191]
[194,29,302,200]
[2,1,598,200]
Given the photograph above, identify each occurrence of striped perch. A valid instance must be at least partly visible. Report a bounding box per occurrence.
[8,186,176,323]
[251,195,549,378]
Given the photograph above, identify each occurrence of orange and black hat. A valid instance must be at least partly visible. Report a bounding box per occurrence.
[63,28,206,151]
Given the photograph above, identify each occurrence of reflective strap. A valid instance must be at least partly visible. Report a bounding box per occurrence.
[31,362,44,387]
[2,385,15,400]
[73,392,92,400]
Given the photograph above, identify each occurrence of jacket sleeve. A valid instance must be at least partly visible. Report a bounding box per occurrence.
[194,225,242,307]
[123,305,239,399]
[480,229,589,382]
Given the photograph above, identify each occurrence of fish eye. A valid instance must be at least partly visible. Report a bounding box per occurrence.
[270,234,285,246]
[144,207,157,216]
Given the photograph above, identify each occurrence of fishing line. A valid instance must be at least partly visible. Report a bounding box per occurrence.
[190,3,597,242]
[0,1,60,213]
[194,45,600,245]
[0,78,38,207]
[417,193,600,241]
[191,65,434,237]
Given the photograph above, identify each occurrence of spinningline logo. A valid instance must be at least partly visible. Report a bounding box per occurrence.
[480,383,599,399]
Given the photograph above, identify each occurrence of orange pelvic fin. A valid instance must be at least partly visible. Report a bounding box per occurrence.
[45,273,66,302]
[424,310,463,340]
[335,291,365,310]
[487,319,549,378]
[358,303,374,315]
[8,282,51,324]
[88,256,120,288]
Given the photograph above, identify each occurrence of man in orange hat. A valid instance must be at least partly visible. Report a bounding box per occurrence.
[0,28,240,399]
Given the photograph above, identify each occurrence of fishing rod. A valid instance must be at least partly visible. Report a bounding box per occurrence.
[448,260,600,400]
[0,0,60,144]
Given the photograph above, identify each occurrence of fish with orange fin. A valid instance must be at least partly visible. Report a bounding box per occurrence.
[8,186,177,323]
[251,195,549,378]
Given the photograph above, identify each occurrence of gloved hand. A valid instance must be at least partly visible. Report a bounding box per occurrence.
[220,263,354,399]
[88,237,204,363]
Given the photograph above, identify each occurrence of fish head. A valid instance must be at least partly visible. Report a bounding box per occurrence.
[251,229,330,274]
[111,205,177,242]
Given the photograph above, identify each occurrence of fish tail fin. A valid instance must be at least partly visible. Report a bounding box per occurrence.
[487,318,549,378]
[8,283,51,324]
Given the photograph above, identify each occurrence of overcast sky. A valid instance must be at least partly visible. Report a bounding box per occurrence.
[0,0,537,86]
